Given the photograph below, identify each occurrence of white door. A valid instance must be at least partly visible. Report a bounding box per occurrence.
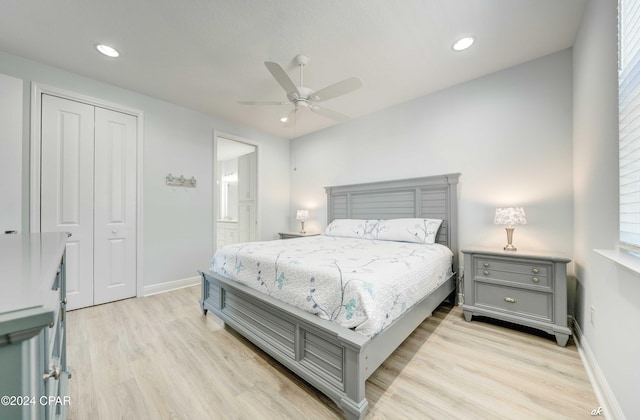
[41,95,95,309]
[93,107,137,305]
[40,95,137,310]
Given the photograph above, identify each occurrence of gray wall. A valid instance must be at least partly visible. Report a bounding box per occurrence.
[290,50,574,273]
[0,50,290,290]
[573,1,639,418]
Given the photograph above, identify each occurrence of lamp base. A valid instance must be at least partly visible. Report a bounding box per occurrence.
[503,226,517,251]
[300,221,306,234]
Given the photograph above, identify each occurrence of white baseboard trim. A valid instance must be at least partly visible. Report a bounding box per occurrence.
[143,276,200,297]
[572,318,625,420]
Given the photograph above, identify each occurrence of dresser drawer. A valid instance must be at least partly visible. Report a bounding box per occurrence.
[475,257,549,276]
[46,258,65,362]
[475,257,552,288]
[475,267,551,288]
[475,282,553,322]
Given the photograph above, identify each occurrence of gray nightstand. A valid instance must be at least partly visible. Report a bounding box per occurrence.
[278,232,320,239]
[461,247,572,346]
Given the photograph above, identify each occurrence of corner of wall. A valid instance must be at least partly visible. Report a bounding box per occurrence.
[572,319,626,420]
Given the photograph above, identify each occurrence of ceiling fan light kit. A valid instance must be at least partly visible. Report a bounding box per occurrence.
[240,54,362,127]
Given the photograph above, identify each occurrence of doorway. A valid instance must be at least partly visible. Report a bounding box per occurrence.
[214,134,258,250]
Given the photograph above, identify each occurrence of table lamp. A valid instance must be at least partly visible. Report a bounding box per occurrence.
[494,207,527,251]
[296,209,309,234]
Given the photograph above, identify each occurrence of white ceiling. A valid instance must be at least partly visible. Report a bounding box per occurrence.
[0,0,586,140]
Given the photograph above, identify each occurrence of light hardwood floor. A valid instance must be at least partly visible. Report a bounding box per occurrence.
[67,286,600,419]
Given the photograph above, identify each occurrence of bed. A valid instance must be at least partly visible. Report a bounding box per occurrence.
[199,173,460,419]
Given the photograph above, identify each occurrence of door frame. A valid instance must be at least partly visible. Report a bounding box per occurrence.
[30,83,145,299]
[212,130,259,253]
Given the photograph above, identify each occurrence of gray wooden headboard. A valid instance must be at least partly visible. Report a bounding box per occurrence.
[325,173,460,270]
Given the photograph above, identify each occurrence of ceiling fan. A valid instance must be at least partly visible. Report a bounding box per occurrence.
[239,54,363,127]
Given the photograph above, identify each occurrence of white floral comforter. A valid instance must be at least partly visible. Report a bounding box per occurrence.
[209,235,453,337]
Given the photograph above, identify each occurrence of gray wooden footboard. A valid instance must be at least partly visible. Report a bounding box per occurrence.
[200,269,456,420]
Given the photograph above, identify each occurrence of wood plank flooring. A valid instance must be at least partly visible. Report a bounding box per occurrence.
[66,286,600,419]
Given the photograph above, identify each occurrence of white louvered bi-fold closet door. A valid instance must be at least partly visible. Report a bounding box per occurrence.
[40,95,137,310]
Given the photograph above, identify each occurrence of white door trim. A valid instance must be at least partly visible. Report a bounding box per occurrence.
[30,83,145,299]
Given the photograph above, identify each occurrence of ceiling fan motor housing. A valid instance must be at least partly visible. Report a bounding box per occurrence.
[289,86,315,104]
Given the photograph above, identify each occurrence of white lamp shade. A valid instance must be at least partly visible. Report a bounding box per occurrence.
[494,207,527,226]
[296,209,309,221]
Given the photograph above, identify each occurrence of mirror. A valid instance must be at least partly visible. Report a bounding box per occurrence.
[215,136,257,249]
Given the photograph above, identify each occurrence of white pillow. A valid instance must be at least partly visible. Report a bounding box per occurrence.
[324,219,381,239]
[376,218,443,244]
[324,218,443,244]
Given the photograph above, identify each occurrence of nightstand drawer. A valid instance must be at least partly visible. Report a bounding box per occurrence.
[475,267,551,288]
[475,258,549,277]
[475,283,552,322]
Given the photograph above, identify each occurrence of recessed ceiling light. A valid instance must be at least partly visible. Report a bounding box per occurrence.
[280,116,288,123]
[95,43,120,58]
[452,36,475,51]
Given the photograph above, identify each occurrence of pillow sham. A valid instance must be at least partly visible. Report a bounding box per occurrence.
[324,218,443,244]
[376,218,443,244]
[324,219,380,239]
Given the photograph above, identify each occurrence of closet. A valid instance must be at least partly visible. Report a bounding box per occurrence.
[40,94,137,310]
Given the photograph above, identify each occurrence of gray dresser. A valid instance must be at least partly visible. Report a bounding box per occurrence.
[0,233,70,419]
[462,247,572,346]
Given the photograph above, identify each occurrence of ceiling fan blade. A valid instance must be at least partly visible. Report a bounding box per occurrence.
[264,61,298,95]
[311,105,349,122]
[238,100,289,106]
[284,108,299,128]
[312,77,363,102]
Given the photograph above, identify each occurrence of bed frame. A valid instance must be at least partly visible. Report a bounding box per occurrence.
[200,173,460,419]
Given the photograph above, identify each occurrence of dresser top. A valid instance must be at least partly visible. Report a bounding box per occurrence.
[0,233,68,325]
[461,246,571,263]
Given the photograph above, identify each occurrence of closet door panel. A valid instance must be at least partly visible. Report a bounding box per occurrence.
[93,107,137,305]
[41,94,95,310]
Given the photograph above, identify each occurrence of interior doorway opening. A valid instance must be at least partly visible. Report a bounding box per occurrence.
[214,134,258,250]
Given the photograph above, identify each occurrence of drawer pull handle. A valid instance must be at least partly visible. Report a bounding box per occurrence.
[483,270,489,276]
[43,365,61,382]
[532,268,539,274]
[504,297,517,303]
[48,322,54,329]
[483,262,489,268]
[532,277,539,283]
